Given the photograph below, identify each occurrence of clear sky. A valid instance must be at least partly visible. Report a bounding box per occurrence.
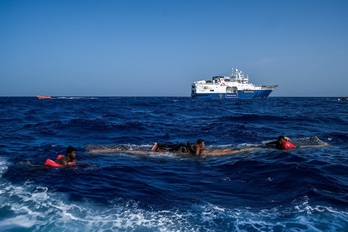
[1,0,347,97]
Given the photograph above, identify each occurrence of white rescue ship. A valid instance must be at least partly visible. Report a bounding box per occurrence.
[191,68,278,99]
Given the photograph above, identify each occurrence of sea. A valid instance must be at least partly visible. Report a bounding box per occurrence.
[0,97,347,232]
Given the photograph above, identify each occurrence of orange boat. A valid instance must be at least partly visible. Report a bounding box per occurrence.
[37,95,51,99]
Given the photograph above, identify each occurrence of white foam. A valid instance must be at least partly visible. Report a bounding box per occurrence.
[0,158,9,176]
[0,215,36,229]
[1,190,348,231]
[1,160,347,231]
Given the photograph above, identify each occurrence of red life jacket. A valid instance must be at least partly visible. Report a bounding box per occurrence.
[44,154,76,167]
[282,140,296,150]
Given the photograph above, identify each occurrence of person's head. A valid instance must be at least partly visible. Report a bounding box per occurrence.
[196,139,205,148]
[277,136,286,143]
[66,146,76,159]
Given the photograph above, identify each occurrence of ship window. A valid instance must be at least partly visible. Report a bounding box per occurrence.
[210,89,214,92]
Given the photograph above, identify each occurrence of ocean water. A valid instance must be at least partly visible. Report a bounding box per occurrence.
[0,97,347,232]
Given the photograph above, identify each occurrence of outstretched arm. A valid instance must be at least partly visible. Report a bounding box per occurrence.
[201,147,257,156]
[88,149,161,155]
[297,143,330,148]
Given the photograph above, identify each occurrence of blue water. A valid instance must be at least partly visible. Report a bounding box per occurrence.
[0,97,347,231]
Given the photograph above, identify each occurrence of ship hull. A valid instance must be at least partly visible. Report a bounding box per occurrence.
[191,89,273,99]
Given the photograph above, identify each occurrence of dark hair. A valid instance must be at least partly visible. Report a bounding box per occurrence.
[196,139,204,144]
[275,136,285,149]
[66,146,76,155]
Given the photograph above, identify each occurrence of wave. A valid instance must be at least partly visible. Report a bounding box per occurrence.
[1,174,347,231]
[1,97,347,231]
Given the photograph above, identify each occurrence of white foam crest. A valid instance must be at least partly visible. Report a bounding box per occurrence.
[0,215,36,230]
[0,158,9,176]
[1,176,348,231]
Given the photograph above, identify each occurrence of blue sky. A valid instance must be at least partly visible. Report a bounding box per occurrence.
[1,0,347,97]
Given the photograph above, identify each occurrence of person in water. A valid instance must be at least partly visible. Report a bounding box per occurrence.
[56,146,77,166]
[87,139,256,156]
[87,136,328,156]
[266,136,296,150]
[150,139,205,155]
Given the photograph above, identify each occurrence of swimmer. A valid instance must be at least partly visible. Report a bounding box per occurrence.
[88,147,255,156]
[56,146,77,166]
[150,139,205,155]
[88,139,254,156]
[265,136,296,150]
